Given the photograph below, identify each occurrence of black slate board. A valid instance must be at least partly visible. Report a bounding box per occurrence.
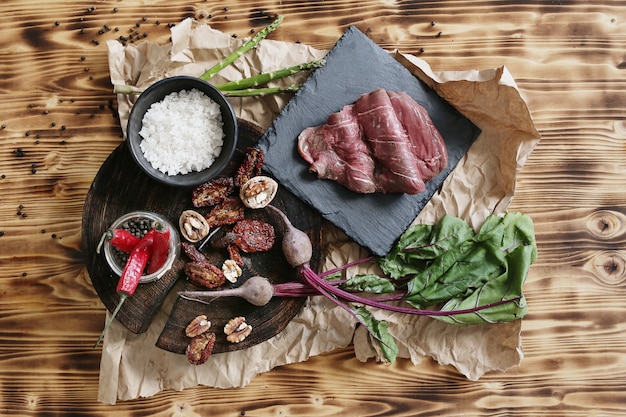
[257,26,481,256]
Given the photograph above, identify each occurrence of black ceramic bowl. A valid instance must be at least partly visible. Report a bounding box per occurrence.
[126,76,238,187]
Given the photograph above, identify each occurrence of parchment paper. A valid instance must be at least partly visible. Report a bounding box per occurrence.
[99,18,540,404]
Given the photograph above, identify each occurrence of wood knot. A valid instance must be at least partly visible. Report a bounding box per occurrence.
[614,120,626,136]
[589,250,626,286]
[585,210,624,239]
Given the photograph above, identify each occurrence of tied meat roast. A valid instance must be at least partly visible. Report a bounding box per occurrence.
[297,89,448,194]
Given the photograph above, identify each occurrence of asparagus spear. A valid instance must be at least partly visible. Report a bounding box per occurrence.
[113,82,302,97]
[199,15,285,81]
[222,84,301,97]
[215,60,325,91]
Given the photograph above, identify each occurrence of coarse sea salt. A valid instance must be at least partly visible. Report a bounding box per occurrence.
[139,88,225,176]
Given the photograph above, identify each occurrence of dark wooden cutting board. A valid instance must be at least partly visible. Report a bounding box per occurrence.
[82,119,323,354]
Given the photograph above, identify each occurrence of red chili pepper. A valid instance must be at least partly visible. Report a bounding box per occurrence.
[147,227,171,274]
[96,229,141,254]
[94,231,155,348]
[116,231,154,295]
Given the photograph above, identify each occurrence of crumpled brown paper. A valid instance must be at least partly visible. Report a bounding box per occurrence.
[99,18,540,404]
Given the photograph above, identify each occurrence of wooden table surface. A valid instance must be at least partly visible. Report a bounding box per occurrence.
[1,1,625,415]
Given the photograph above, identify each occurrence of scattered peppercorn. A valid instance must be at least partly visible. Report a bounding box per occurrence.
[1,124,5,129]
[0,231,4,237]
[155,20,160,25]
[43,110,49,114]
[51,122,56,127]
[25,131,30,136]
[113,7,118,12]
[22,272,27,277]
[84,67,89,72]
[79,28,86,35]
[41,229,45,233]
[54,21,60,26]
[51,234,57,239]
[13,148,25,157]
[61,125,66,130]
[28,103,34,108]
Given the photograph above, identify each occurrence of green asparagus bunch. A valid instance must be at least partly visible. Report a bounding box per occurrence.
[113,15,325,97]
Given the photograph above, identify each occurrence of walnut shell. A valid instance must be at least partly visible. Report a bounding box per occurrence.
[239,176,278,209]
[179,210,210,243]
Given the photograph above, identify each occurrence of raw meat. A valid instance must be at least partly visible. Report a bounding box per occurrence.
[297,89,448,194]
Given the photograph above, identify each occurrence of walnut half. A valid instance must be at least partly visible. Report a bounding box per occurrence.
[179,210,210,242]
[224,316,252,343]
[185,314,211,338]
[239,176,278,209]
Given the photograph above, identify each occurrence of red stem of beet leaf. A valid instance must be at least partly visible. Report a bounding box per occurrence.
[294,264,521,317]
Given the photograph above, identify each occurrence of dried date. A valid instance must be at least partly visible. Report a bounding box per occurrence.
[191,176,234,208]
[205,197,245,227]
[234,147,264,187]
[185,261,226,289]
[186,332,216,365]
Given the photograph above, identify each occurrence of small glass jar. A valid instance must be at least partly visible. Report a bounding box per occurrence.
[103,210,180,283]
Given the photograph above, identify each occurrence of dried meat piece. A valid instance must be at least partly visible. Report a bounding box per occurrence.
[191,176,234,208]
[227,244,244,267]
[205,197,245,227]
[234,147,265,187]
[182,242,208,263]
[185,261,226,289]
[233,219,275,253]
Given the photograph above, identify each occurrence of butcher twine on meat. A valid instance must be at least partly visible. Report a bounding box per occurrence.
[297,89,448,194]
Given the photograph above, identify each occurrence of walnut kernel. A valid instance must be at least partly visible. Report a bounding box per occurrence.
[239,176,278,209]
[224,316,252,343]
[185,314,211,338]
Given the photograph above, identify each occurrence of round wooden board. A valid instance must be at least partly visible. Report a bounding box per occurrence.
[82,119,323,354]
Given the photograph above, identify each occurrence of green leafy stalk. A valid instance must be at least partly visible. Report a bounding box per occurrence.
[222,84,301,97]
[199,15,285,81]
[215,60,325,91]
[354,306,399,363]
